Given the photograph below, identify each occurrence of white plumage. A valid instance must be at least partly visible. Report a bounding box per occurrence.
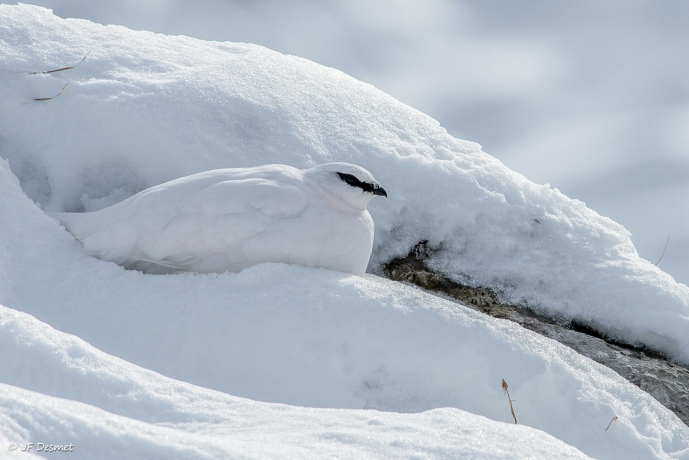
[50,163,387,276]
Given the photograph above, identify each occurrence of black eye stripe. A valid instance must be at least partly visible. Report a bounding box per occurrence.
[337,172,387,197]
[337,172,371,191]
[338,173,359,186]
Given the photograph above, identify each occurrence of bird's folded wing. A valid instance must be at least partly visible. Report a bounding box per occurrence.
[76,178,310,270]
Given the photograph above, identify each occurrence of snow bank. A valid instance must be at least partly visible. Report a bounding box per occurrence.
[1,5,689,459]
[0,304,599,460]
[0,159,688,458]
[1,5,688,365]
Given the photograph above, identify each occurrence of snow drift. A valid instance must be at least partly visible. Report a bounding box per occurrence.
[0,171,687,457]
[1,4,689,459]
[1,5,687,365]
[1,304,599,460]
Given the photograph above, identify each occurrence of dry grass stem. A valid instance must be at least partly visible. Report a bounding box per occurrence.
[605,416,618,431]
[35,81,69,101]
[655,233,670,266]
[502,379,518,424]
[32,51,90,75]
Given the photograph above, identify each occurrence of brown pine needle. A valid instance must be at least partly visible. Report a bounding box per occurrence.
[502,379,518,424]
[655,233,670,266]
[35,81,69,101]
[605,416,618,431]
[32,51,90,75]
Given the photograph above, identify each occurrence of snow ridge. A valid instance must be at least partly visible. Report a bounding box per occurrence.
[1,5,689,459]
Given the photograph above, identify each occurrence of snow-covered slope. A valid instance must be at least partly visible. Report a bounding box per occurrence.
[1,5,688,365]
[1,158,688,458]
[0,304,601,460]
[1,4,688,459]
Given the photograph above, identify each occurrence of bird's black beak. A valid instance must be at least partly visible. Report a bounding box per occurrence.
[372,185,387,198]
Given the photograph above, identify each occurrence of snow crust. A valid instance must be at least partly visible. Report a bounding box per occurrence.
[1,157,688,458]
[0,4,689,459]
[1,5,688,366]
[0,304,600,460]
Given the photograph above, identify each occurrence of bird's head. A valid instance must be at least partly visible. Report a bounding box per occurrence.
[304,162,387,211]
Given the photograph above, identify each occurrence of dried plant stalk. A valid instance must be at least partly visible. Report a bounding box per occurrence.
[655,233,670,266]
[605,416,618,431]
[502,379,518,424]
[32,51,90,75]
[35,81,69,101]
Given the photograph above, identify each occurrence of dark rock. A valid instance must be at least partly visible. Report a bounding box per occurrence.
[383,243,689,426]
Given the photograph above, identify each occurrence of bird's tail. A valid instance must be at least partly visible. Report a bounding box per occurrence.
[47,211,99,242]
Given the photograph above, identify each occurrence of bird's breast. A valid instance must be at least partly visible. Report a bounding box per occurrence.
[240,206,374,276]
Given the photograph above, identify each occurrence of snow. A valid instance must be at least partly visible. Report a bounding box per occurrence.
[0,4,688,459]
[1,154,688,458]
[1,304,601,460]
[1,5,688,366]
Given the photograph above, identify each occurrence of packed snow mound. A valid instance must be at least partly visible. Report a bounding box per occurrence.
[1,5,688,364]
[1,6,689,459]
[0,305,600,460]
[0,161,688,459]
[0,384,597,460]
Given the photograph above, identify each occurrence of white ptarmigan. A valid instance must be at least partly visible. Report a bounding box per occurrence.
[50,163,387,276]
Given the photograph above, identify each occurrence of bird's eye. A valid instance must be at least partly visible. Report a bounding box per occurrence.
[337,173,359,186]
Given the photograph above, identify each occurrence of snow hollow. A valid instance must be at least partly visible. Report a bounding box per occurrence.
[1,4,688,459]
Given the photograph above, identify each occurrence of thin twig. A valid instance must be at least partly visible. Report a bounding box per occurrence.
[35,81,69,101]
[502,379,518,424]
[31,51,90,75]
[605,416,618,431]
[655,233,670,266]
